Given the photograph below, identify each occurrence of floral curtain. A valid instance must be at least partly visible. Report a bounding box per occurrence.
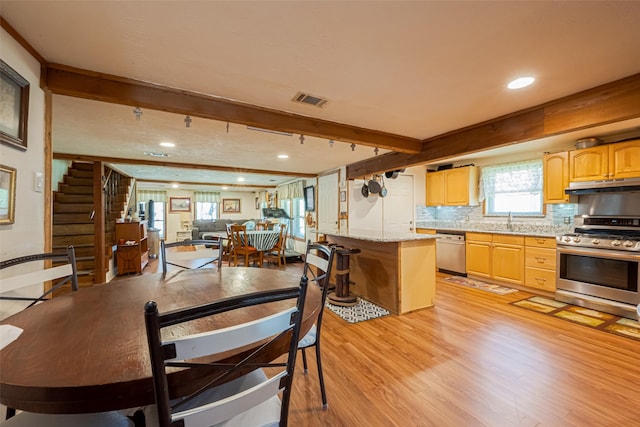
[138,190,167,202]
[479,159,542,201]
[194,191,220,203]
[277,179,305,200]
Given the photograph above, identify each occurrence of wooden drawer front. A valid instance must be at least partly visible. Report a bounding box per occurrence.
[525,236,557,248]
[493,234,524,245]
[525,247,556,270]
[525,266,556,291]
[416,228,437,234]
[467,232,492,242]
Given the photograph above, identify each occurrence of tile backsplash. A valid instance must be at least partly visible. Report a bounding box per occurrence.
[416,203,577,235]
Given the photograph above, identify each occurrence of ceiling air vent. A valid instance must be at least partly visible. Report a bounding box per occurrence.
[292,91,328,108]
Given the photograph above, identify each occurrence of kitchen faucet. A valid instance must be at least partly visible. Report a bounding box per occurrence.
[507,211,513,231]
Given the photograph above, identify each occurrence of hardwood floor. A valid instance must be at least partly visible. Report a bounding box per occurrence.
[135,258,640,425]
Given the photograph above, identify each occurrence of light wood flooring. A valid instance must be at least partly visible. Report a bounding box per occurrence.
[140,257,640,426]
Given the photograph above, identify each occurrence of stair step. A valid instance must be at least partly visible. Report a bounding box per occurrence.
[69,169,93,179]
[53,223,95,235]
[54,203,94,214]
[58,184,93,195]
[53,214,94,224]
[53,235,95,246]
[53,245,95,257]
[64,176,93,186]
[72,162,94,171]
[55,194,93,203]
[75,260,96,271]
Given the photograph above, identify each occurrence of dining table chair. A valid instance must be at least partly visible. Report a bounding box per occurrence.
[264,223,288,267]
[160,238,222,274]
[0,246,133,426]
[297,241,336,410]
[229,224,263,267]
[143,277,309,427]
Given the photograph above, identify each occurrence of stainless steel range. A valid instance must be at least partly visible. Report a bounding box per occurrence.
[556,215,640,319]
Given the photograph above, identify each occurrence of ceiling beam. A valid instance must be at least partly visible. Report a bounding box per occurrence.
[347,73,640,179]
[44,63,422,154]
[137,179,275,189]
[53,153,316,178]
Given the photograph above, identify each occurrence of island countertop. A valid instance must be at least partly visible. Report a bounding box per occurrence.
[317,229,439,243]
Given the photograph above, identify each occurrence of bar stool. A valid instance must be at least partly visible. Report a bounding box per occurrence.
[326,245,360,306]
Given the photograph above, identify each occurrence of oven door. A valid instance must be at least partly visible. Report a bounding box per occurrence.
[556,246,640,306]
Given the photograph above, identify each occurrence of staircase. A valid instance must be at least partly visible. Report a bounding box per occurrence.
[53,162,133,288]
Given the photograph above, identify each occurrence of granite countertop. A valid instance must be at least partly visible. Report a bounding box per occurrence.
[415,221,568,238]
[317,229,439,243]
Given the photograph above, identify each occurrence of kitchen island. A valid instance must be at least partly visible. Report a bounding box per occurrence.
[319,230,438,314]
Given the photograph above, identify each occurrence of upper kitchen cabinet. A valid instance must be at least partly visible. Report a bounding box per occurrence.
[426,166,479,206]
[543,152,569,204]
[569,139,640,182]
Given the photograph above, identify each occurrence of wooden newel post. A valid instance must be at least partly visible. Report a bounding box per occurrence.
[327,246,361,307]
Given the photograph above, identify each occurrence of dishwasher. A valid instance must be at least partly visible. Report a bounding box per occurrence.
[435,230,466,276]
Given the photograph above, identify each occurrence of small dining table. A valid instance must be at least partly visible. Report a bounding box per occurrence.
[0,268,320,414]
[242,230,280,251]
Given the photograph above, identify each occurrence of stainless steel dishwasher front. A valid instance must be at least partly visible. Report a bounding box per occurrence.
[435,231,466,275]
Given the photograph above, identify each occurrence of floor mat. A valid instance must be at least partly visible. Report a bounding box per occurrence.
[325,299,390,324]
[443,276,518,295]
[512,296,640,342]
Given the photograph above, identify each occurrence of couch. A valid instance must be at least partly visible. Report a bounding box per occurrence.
[191,219,253,240]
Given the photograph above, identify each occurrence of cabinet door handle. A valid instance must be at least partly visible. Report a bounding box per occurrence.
[535,238,545,244]
[535,277,546,282]
[535,256,546,263]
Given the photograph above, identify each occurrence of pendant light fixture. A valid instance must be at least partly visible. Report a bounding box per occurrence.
[184,115,192,128]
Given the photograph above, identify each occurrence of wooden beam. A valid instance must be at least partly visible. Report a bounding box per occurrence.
[137,179,276,189]
[347,73,640,179]
[44,64,422,154]
[52,153,317,178]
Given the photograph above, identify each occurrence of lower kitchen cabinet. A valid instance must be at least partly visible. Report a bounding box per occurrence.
[466,232,524,286]
[524,237,557,291]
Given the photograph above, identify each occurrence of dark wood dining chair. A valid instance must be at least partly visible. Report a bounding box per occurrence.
[229,224,263,267]
[160,238,222,274]
[0,246,134,426]
[144,277,309,427]
[264,223,288,267]
[297,241,336,410]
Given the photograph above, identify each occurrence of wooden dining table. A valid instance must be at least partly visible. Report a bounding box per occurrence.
[0,267,320,414]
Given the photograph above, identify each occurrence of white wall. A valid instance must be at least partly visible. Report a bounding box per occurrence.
[0,28,47,320]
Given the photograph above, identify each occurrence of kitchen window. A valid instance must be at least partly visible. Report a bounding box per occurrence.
[480,159,543,216]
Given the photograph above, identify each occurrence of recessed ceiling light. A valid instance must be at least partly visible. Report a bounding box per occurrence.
[507,76,535,90]
[171,183,179,188]
[277,154,289,159]
[144,151,169,157]
[237,177,245,182]
[160,142,175,147]
[222,186,228,190]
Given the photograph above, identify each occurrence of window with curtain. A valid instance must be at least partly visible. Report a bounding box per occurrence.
[194,192,220,220]
[479,160,543,216]
[138,190,167,238]
[277,180,306,239]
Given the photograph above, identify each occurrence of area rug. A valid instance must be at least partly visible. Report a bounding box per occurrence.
[511,296,640,342]
[443,276,518,295]
[325,299,390,324]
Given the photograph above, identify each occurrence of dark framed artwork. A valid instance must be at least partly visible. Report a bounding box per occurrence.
[169,197,191,213]
[0,164,17,224]
[0,60,30,151]
[223,198,241,213]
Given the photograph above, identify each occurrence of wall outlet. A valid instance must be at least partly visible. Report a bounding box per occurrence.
[564,217,571,224]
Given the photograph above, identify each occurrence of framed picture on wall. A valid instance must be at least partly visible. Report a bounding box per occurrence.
[0,164,17,224]
[169,197,191,213]
[0,60,30,151]
[223,198,241,213]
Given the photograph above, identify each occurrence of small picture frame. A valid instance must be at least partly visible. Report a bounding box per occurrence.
[0,164,17,224]
[169,197,191,213]
[0,60,30,151]
[340,190,346,202]
[223,198,241,213]
[255,197,259,210]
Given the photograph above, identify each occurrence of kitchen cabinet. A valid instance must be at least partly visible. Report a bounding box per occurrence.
[524,236,557,292]
[416,228,437,234]
[426,166,479,206]
[115,221,149,275]
[466,232,524,285]
[569,139,640,182]
[543,151,570,204]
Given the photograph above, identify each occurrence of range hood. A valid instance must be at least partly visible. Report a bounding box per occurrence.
[565,177,640,195]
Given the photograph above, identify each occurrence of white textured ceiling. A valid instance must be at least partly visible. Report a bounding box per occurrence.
[2,1,640,190]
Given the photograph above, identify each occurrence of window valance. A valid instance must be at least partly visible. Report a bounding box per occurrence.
[479,159,542,201]
[194,192,221,203]
[138,190,167,202]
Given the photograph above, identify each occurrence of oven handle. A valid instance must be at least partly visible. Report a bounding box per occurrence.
[557,245,640,262]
